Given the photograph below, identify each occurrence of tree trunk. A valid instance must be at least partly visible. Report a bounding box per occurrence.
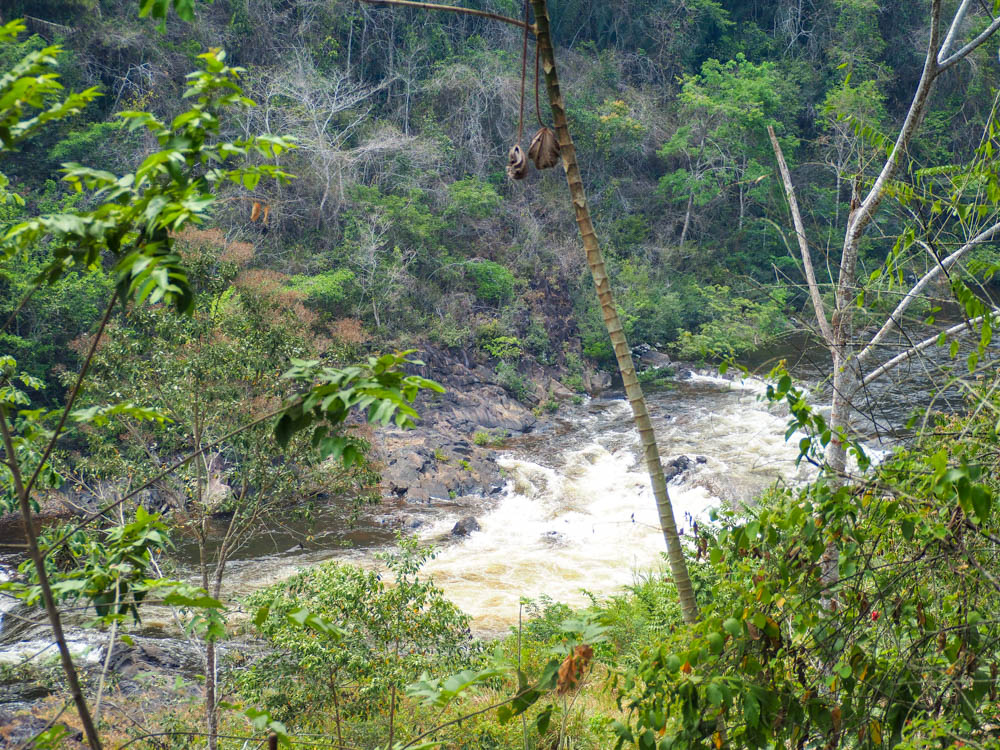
[0,410,103,750]
[531,0,697,624]
[679,191,694,247]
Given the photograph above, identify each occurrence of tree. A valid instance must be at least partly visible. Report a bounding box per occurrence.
[767,0,1000,595]
[770,0,1000,479]
[1,21,442,750]
[356,0,699,624]
[660,54,789,245]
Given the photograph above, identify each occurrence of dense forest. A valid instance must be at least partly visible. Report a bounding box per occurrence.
[2,0,1000,748]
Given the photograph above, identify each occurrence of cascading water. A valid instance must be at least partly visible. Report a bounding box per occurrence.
[417,373,818,630]
[0,367,890,665]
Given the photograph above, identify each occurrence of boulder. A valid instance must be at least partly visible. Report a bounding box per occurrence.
[451,516,481,536]
[583,368,612,395]
[638,348,672,370]
[0,710,83,748]
[664,455,694,483]
[548,379,576,400]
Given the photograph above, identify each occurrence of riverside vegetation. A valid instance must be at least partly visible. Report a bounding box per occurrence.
[1,0,1000,748]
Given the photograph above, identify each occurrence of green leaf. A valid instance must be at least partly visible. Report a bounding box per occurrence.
[707,632,724,654]
[253,605,270,629]
[971,486,991,523]
[901,518,915,541]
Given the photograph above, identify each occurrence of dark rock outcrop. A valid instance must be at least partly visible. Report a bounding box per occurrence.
[377,347,539,505]
[0,710,84,748]
[451,516,481,536]
[663,456,703,482]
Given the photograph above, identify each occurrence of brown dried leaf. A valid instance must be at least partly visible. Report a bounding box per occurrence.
[556,644,594,695]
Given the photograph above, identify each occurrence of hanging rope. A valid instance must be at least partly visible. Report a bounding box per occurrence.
[534,28,544,128]
[527,15,559,171]
[506,0,531,179]
[517,0,529,143]
[508,0,558,176]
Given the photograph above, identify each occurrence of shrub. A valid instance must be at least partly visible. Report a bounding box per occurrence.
[472,429,507,446]
[468,260,516,304]
[288,268,357,313]
[481,335,523,360]
[495,361,531,401]
[674,285,787,360]
[446,176,502,220]
[237,537,473,725]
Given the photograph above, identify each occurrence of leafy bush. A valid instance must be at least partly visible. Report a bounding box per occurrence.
[237,537,474,725]
[674,285,787,360]
[446,176,502,220]
[288,268,357,313]
[495,361,531,401]
[468,260,516,304]
[524,316,551,359]
[472,429,507,446]
[482,335,523,360]
[615,389,1000,749]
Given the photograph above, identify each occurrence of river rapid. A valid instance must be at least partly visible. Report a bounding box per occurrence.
[0,349,970,671]
[186,371,823,632]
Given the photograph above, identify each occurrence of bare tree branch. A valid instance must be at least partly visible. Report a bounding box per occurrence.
[768,125,834,346]
[857,221,1000,369]
[938,15,1000,72]
[938,0,974,62]
[861,311,997,387]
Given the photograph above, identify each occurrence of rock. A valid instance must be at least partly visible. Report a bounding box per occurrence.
[451,516,481,536]
[583,368,612,395]
[696,455,708,464]
[423,482,451,501]
[548,379,576,400]
[406,487,431,504]
[664,455,694,483]
[0,710,83,748]
[638,348,672,369]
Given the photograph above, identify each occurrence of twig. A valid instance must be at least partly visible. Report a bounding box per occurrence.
[25,293,119,499]
[355,0,530,30]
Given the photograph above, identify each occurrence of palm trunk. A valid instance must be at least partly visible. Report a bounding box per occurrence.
[531,0,697,624]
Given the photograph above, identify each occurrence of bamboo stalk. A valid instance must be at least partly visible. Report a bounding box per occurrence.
[529,0,698,624]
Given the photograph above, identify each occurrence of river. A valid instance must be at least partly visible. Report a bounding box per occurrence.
[0,344,982,668]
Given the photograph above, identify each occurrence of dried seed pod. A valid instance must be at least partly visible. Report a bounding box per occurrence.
[528,127,560,169]
[506,144,528,180]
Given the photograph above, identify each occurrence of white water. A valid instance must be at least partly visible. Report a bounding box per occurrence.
[0,373,826,645]
[418,374,816,631]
